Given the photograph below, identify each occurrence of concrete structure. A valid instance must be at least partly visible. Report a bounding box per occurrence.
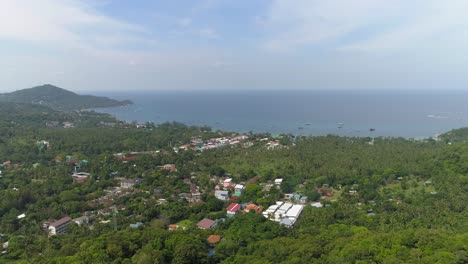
[263,202,304,228]
[48,216,72,235]
[215,190,229,201]
[234,184,245,193]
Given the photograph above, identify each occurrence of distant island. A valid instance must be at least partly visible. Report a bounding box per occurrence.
[0,84,132,111]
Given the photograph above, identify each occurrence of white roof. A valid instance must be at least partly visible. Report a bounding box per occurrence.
[274,178,283,184]
[17,213,26,219]
[224,178,232,183]
[280,217,296,227]
[276,201,284,206]
[266,205,279,212]
[311,202,323,208]
[286,205,303,218]
[235,184,245,189]
[279,202,293,212]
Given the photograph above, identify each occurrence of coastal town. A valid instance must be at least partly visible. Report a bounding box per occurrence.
[0,129,335,253]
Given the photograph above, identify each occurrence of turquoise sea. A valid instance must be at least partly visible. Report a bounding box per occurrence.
[92,90,468,138]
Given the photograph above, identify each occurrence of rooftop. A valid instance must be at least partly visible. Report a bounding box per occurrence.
[50,216,72,228]
[197,218,216,229]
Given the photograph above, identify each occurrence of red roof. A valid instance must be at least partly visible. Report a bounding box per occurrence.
[226,203,240,212]
[197,218,216,229]
[50,216,72,228]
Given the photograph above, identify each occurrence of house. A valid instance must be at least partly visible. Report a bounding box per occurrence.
[226,203,241,217]
[223,178,233,188]
[267,141,281,149]
[37,140,51,150]
[159,164,177,172]
[48,216,72,235]
[190,184,201,202]
[72,172,90,178]
[207,235,222,245]
[17,213,26,219]
[120,179,136,189]
[274,178,283,188]
[72,172,90,183]
[197,218,217,229]
[232,135,248,141]
[234,184,245,193]
[299,196,308,204]
[183,178,191,184]
[62,122,74,128]
[73,214,95,226]
[168,224,181,231]
[243,203,263,214]
[215,190,229,201]
[179,144,193,151]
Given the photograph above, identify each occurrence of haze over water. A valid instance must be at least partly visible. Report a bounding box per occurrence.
[94,90,468,138]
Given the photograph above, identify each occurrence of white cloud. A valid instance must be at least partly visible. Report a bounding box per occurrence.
[0,0,148,52]
[263,0,468,52]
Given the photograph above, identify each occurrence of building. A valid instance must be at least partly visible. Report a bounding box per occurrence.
[72,172,90,183]
[159,164,177,172]
[190,184,201,202]
[243,203,264,214]
[215,190,229,201]
[223,178,233,188]
[226,203,241,217]
[197,218,217,229]
[120,179,136,188]
[48,216,72,235]
[274,178,283,188]
[262,202,304,228]
[234,184,245,193]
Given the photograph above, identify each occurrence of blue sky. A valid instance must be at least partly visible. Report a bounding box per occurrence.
[1,0,468,92]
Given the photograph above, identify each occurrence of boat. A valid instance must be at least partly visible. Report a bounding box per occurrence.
[369,128,375,132]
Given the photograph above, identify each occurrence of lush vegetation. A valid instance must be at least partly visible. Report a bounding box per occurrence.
[0,101,466,263]
[0,84,131,110]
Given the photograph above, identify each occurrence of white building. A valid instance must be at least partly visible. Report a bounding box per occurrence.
[263,201,304,228]
[215,190,229,201]
[234,184,245,193]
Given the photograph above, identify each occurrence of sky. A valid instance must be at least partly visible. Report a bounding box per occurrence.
[1,0,468,92]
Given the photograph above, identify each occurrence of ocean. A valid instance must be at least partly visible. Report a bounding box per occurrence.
[92,90,468,138]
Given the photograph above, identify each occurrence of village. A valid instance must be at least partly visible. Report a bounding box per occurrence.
[0,129,436,258]
[0,132,319,241]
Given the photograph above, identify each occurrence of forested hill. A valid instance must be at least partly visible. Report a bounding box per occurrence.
[439,127,468,143]
[0,101,120,129]
[0,84,131,111]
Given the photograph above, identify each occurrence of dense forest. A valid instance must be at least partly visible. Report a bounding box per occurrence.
[0,101,466,263]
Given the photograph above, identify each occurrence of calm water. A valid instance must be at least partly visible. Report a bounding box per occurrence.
[92,90,468,138]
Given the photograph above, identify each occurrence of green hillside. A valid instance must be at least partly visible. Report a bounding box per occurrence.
[0,84,131,110]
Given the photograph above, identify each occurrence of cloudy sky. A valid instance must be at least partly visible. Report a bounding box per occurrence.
[1,0,468,92]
